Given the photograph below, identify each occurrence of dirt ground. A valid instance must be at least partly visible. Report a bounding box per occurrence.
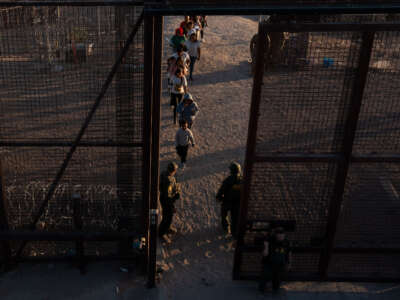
[1,15,400,300]
[155,15,256,291]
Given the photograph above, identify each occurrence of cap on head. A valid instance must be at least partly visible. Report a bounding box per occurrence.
[176,27,184,36]
[229,162,241,175]
[167,162,178,173]
[275,227,284,234]
[183,93,193,102]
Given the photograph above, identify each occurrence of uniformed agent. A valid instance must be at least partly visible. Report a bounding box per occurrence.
[258,227,291,293]
[216,162,242,238]
[159,162,181,237]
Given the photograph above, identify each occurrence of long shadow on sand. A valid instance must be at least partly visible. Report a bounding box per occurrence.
[190,61,251,86]
[159,146,245,183]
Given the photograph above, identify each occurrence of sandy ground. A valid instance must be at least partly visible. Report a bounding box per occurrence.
[155,15,256,292]
[1,16,400,300]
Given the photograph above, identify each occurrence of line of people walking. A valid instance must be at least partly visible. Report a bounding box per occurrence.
[158,16,292,294]
[158,16,207,240]
[167,16,204,169]
[160,16,243,241]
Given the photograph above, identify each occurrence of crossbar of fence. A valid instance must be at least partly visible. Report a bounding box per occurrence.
[0,142,144,147]
[253,154,400,163]
[0,231,141,241]
[1,1,400,16]
[0,1,144,6]
[145,3,400,15]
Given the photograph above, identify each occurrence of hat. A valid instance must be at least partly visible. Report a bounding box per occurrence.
[275,227,285,234]
[176,27,184,36]
[167,162,178,173]
[229,162,241,174]
[183,93,193,101]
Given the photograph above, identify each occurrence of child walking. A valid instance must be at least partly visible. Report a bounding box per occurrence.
[175,120,195,170]
[184,33,201,81]
[166,56,177,93]
[176,93,199,129]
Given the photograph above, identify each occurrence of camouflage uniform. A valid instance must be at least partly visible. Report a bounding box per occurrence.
[158,164,180,237]
[216,162,242,238]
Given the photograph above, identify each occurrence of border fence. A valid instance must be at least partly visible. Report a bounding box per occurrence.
[234,16,400,282]
[0,3,148,274]
[1,0,400,287]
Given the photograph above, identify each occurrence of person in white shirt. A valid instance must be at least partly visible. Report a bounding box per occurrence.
[175,120,195,170]
[170,68,188,124]
[184,33,201,81]
[172,44,190,70]
[184,21,194,39]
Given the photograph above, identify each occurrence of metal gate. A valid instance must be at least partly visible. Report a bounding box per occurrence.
[0,2,155,278]
[234,19,400,282]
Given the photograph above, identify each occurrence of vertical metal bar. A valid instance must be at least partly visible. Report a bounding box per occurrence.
[233,21,267,280]
[318,31,375,278]
[115,4,133,255]
[147,15,163,289]
[0,158,12,271]
[143,14,154,287]
[72,191,85,274]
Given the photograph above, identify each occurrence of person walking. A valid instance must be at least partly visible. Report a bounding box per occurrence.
[180,15,190,36]
[175,120,195,170]
[176,93,199,129]
[170,27,186,51]
[216,162,242,238]
[184,21,194,39]
[184,32,201,81]
[173,44,191,68]
[159,162,181,238]
[166,55,177,93]
[170,67,188,124]
[258,227,291,293]
[199,15,207,41]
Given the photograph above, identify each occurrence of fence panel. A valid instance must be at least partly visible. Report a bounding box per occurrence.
[0,5,145,259]
[236,17,400,281]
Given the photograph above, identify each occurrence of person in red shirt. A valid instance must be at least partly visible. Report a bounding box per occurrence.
[180,16,190,36]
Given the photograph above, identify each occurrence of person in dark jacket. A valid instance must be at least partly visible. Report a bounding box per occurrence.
[159,162,181,238]
[258,227,291,293]
[216,162,242,238]
[176,93,199,129]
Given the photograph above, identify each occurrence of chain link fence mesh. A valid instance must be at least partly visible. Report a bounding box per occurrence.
[0,5,145,258]
[240,14,400,280]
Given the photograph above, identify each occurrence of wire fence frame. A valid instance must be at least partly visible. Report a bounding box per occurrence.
[234,18,400,282]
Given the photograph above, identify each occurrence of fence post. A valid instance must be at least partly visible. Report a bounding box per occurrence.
[72,189,85,274]
[0,158,12,271]
[318,31,375,278]
[233,21,267,280]
[143,14,155,288]
[115,4,134,256]
[146,14,163,289]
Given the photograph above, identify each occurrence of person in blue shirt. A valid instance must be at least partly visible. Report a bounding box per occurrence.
[176,93,199,129]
